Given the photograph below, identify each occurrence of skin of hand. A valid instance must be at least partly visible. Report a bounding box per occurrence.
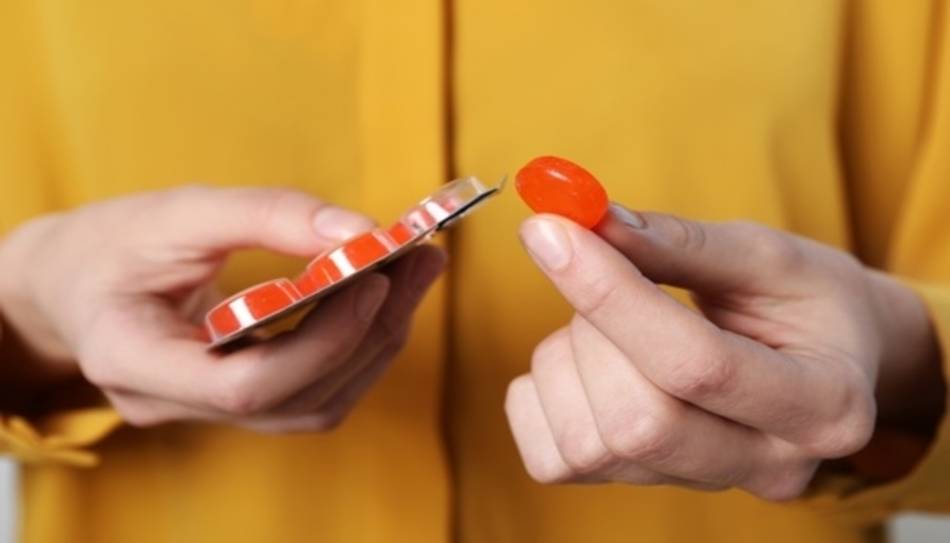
[0,186,446,433]
[507,203,944,501]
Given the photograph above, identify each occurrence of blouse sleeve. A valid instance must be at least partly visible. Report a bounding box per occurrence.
[0,407,122,467]
[803,0,950,523]
[0,301,123,468]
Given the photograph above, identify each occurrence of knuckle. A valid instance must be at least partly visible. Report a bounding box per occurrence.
[665,340,735,401]
[317,337,354,365]
[212,370,270,416]
[150,185,215,230]
[753,461,816,502]
[79,347,123,391]
[555,426,613,474]
[121,410,165,429]
[732,221,803,272]
[755,479,808,503]
[807,413,875,459]
[804,376,876,457]
[116,408,147,428]
[215,389,264,417]
[327,333,366,366]
[245,188,314,227]
[572,273,621,317]
[837,395,876,453]
[75,318,121,390]
[243,189,290,234]
[111,399,167,428]
[503,376,579,485]
[668,216,709,253]
[525,457,575,485]
[529,330,570,376]
[504,375,533,416]
[160,184,215,213]
[80,354,118,390]
[600,411,675,464]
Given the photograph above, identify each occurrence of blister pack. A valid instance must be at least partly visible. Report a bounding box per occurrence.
[204,177,503,347]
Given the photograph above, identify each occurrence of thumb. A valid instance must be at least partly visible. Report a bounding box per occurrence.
[595,203,804,294]
[144,186,375,257]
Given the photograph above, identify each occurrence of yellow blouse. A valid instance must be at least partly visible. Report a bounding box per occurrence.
[2,1,950,541]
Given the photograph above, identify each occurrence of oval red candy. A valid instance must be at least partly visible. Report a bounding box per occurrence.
[515,156,608,229]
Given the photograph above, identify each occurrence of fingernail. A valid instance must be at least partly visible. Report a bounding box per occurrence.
[520,218,573,271]
[313,206,375,243]
[355,275,388,320]
[610,203,646,229]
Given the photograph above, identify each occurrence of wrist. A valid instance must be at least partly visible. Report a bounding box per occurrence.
[867,269,944,430]
[832,270,946,483]
[0,215,79,387]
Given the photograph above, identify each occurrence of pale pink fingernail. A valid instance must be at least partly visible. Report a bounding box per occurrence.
[312,206,375,243]
[520,218,573,272]
[610,203,646,229]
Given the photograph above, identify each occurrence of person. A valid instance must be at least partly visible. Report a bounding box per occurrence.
[1,1,948,542]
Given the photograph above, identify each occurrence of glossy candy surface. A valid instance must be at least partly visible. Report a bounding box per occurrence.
[515,156,608,228]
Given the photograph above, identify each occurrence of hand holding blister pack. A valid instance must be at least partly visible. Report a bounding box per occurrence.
[204,176,505,346]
